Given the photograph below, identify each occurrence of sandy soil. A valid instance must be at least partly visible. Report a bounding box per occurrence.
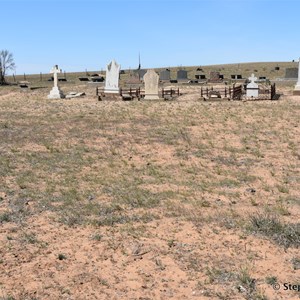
[0,83,299,300]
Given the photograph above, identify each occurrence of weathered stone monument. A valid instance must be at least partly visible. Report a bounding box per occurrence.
[144,69,159,100]
[136,69,147,80]
[293,58,300,95]
[104,60,120,93]
[47,65,65,99]
[208,71,223,83]
[246,74,259,98]
[160,69,171,81]
[285,68,298,79]
[177,70,188,81]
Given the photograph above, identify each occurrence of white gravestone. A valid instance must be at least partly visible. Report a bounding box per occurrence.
[144,69,159,100]
[104,60,120,93]
[47,65,65,99]
[294,58,300,94]
[246,74,259,98]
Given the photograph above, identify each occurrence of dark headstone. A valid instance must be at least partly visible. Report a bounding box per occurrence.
[275,67,280,71]
[160,69,171,81]
[136,69,147,80]
[285,68,298,79]
[170,80,178,83]
[58,78,67,82]
[177,70,188,80]
[91,76,104,82]
[79,77,89,81]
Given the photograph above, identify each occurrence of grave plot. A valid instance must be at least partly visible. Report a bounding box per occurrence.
[243,74,277,100]
[200,85,243,101]
[200,74,278,101]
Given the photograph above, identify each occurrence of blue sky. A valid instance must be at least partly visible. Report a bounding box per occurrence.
[2,0,300,74]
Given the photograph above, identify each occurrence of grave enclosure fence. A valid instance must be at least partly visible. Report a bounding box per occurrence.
[200,85,243,100]
[96,87,181,101]
[200,83,276,100]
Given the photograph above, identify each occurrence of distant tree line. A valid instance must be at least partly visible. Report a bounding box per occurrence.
[0,50,15,85]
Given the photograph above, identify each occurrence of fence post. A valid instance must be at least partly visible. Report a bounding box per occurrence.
[23,73,26,81]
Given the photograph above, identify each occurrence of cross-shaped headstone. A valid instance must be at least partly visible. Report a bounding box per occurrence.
[246,73,259,98]
[248,73,257,84]
[50,65,62,88]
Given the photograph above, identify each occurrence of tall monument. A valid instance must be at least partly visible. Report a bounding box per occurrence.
[144,69,159,100]
[47,65,65,99]
[293,58,300,95]
[104,60,120,93]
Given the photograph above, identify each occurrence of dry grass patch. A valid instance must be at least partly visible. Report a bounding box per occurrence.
[0,89,299,299]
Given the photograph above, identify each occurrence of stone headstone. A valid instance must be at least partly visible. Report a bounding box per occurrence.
[294,58,300,95]
[160,69,170,81]
[104,60,120,93]
[209,71,222,82]
[285,68,298,79]
[246,74,259,98]
[136,69,147,80]
[144,69,159,100]
[177,70,188,81]
[47,65,65,99]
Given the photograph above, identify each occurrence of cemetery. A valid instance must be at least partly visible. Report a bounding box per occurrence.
[92,60,280,102]
[5,59,299,103]
[1,0,300,297]
[0,58,299,300]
